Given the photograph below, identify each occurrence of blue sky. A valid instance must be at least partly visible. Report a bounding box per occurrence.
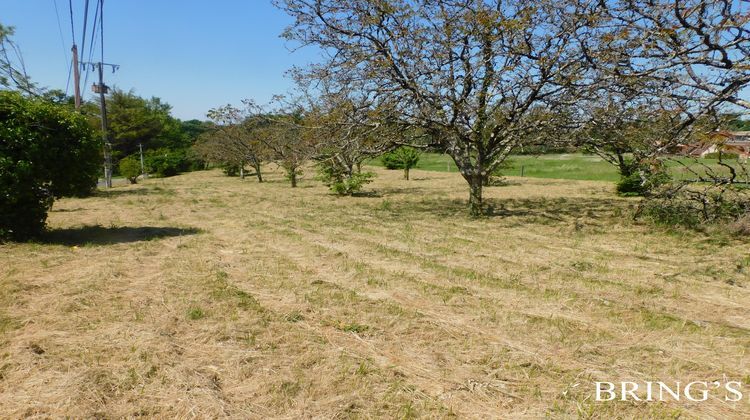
[3,0,320,120]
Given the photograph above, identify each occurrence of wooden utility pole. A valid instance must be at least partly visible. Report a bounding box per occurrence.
[71,45,82,109]
[83,61,119,188]
[96,63,112,188]
[139,143,146,178]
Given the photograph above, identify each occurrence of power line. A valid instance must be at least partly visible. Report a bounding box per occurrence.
[51,0,70,73]
[99,0,104,63]
[65,59,72,95]
[67,0,75,44]
[80,0,90,64]
[82,0,101,93]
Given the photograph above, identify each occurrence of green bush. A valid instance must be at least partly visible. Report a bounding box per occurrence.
[330,172,375,195]
[0,91,100,240]
[118,155,142,184]
[144,148,196,178]
[616,170,670,197]
[221,164,241,177]
[703,152,739,160]
[317,160,374,195]
[381,147,420,179]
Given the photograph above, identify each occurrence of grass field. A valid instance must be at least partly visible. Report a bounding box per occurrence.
[1,166,750,418]
[370,152,750,183]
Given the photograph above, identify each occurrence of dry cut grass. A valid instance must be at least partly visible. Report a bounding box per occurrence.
[1,166,749,418]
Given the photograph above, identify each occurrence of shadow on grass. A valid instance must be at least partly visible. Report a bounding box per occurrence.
[40,225,201,246]
[387,196,633,223]
[93,188,152,198]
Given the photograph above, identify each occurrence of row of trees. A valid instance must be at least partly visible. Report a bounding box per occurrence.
[260,0,750,216]
[190,1,749,222]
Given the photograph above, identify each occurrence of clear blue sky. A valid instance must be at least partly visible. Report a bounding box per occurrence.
[3,0,320,120]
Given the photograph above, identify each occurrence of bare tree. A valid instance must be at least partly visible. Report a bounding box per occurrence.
[194,105,267,182]
[0,24,38,96]
[573,1,750,194]
[249,97,319,187]
[276,0,604,215]
[592,1,750,111]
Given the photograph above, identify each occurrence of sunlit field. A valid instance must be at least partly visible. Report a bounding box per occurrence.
[370,153,750,183]
[1,166,749,418]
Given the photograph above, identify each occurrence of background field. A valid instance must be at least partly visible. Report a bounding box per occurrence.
[370,152,750,183]
[1,166,749,418]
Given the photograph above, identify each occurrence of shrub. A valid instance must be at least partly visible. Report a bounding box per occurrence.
[638,185,750,229]
[317,160,374,195]
[703,152,739,160]
[381,147,420,180]
[330,172,375,195]
[144,148,195,178]
[118,155,141,184]
[0,91,100,240]
[221,164,241,177]
[616,170,670,197]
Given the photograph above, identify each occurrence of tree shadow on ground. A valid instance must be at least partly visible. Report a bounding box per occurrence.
[390,196,633,224]
[93,188,152,198]
[377,186,426,196]
[40,225,201,246]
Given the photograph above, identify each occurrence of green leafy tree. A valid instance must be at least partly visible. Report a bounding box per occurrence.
[144,148,192,178]
[102,89,177,159]
[382,147,420,180]
[118,155,142,184]
[0,91,100,239]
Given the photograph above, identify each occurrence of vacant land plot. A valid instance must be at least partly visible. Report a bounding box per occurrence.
[1,167,749,418]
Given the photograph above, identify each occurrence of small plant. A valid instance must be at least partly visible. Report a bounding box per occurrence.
[616,169,670,197]
[381,147,421,180]
[339,322,369,333]
[187,307,205,320]
[221,164,241,177]
[316,159,375,195]
[118,155,142,184]
[284,311,304,322]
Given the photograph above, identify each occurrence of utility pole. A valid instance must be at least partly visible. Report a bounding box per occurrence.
[83,61,119,188]
[139,143,146,178]
[71,45,82,109]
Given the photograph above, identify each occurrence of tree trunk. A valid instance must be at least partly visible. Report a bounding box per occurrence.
[468,175,483,216]
[290,168,297,187]
[254,162,263,183]
[404,167,409,180]
[356,162,362,173]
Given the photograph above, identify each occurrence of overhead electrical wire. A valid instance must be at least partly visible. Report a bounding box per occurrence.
[80,0,90,69]
[82,0,101,92]
[51,0,71,93]
[67,0,76,42]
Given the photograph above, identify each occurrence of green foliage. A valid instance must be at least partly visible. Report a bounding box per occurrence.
[118,155,142,184]
[0,91,100,240]
[639,186,750,229]
[316,160,374,195]
[382,147,421,180]
[103,89,179,159]
[382,147,420,170]
[187,307,205,320]
[144,148,196,178]
[703,152,739,160]
[221,164,241,177]
[616,169,670,197]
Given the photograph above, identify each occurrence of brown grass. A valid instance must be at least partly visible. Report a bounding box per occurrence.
[1,166,749,418]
